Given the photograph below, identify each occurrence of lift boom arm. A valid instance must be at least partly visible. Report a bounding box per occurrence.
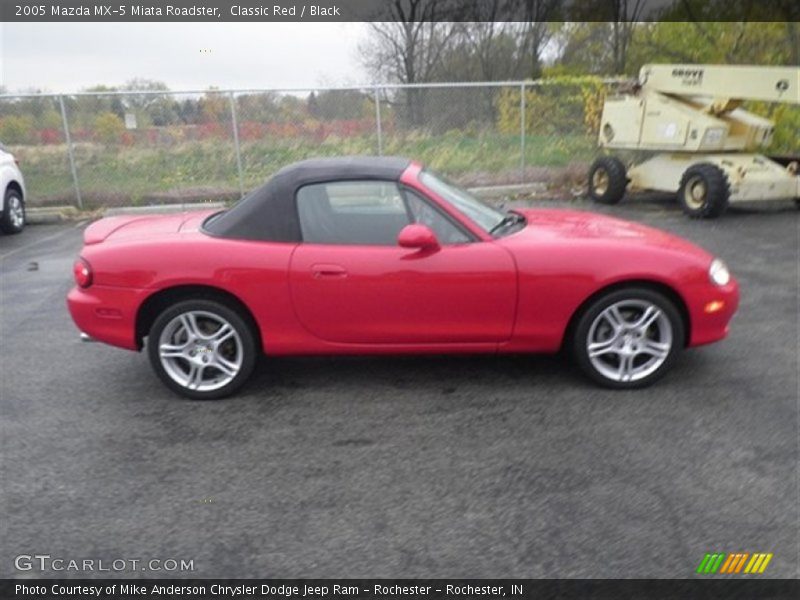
[640,64,799,104]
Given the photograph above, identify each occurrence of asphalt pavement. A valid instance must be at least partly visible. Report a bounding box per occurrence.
[1,196,797,578]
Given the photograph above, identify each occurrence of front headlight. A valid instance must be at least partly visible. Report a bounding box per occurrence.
[709,259,730,286]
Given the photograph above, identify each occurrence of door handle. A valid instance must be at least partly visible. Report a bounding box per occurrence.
[311,264,348,279]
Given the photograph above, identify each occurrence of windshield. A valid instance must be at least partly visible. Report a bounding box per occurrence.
[419,170,506,234]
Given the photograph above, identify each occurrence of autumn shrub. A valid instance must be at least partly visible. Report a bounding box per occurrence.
[496,77,608,138]
[93,112,125,144]
[0,115,36,144]
[39,128,63,144]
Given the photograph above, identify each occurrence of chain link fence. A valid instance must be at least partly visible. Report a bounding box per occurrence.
[0,80,627,209]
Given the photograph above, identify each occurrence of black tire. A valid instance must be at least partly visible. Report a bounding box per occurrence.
[572,287,684,389]
[588,156,627,204]
[678,163,729,219]
[146,299,257,400]
[0,188,25,234]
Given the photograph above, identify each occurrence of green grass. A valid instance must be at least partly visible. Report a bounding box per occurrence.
[11,132,597,208]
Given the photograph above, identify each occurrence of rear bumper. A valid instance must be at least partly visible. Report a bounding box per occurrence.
[67,285,149,351]
[686,278,740,347]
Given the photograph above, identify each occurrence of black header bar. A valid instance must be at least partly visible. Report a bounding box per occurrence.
[2,0,799,23]
[2,579,799,600]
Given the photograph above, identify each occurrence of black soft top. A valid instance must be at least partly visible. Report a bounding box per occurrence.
[204,156,412,242]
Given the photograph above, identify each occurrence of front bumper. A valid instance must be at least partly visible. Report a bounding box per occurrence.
[67,285,149,351]
[686,278,740,347]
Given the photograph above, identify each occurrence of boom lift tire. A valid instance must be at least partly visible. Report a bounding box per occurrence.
[678,164,730,219]
[588,157,627,205]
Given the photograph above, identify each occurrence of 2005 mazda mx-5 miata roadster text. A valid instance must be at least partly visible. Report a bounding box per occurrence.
[67,157,739,399]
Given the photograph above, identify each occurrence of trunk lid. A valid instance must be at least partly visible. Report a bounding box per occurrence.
[83,211,213,245]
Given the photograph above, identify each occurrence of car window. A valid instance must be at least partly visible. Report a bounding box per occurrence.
[297,181,411,245]
[419,169,505,234]
[325,181,406,214]
[403,189,471,245]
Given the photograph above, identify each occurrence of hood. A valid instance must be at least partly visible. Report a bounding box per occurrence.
[83,210,217,245]
[512,208,709,257]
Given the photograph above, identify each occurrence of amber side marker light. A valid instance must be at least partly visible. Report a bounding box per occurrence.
[73,258,93,288]
[704,300,725,314]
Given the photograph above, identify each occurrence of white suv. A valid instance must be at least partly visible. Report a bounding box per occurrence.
[0,143,26,234]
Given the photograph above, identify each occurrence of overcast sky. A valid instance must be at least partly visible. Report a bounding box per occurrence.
[0,23,369,93]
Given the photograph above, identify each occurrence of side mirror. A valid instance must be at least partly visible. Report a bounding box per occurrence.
[397,224,439,251]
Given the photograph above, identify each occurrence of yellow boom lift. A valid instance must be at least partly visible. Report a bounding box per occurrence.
[588,64,800,218]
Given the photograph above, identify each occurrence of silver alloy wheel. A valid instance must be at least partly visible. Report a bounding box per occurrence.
[157,310,243,392]
[586,299,673,383]
[8,196,24,229]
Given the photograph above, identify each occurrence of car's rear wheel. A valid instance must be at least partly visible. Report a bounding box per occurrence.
[147,299,257,400]
[1,188,25,234]
[572,288,684,389]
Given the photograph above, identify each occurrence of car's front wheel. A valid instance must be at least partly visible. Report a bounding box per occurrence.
[572,288,684,389]
[147,299,257,399]
[0,188,25,234]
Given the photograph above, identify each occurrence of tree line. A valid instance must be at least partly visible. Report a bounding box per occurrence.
[363,6,796,86]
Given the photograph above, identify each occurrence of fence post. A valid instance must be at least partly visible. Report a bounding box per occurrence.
[58,95,82,210]
[228,91,245,199]
[374,87,383,156]
[519,82,526,184]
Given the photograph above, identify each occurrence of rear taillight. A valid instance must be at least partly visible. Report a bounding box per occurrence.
[73,257,93,288]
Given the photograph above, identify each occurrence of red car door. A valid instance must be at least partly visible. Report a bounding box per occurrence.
[287,180,517,345]
[289,242,516,344]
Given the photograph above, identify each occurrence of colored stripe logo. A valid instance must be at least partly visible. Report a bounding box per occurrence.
[696,552,773,574]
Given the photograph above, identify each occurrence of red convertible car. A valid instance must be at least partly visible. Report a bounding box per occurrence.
[68,157,739,399]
